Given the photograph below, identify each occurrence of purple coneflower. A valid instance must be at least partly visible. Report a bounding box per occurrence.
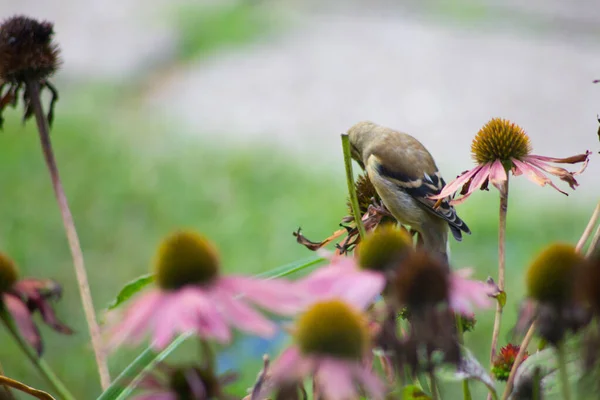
[108,230,305,350]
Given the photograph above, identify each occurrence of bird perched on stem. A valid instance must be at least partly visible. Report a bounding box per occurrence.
[347,121,470,262]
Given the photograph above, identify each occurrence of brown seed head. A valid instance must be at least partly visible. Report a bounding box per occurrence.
[0,16,60,82]
[346,173,379,218]
[393,251,449,309]
[356,224,413,272]
[0,252,19,293]
[471,118,532,165]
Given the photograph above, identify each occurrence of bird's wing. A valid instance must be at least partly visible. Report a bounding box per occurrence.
[369,155,471,239]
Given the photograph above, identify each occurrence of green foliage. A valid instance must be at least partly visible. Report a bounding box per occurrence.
[106,273,154,310]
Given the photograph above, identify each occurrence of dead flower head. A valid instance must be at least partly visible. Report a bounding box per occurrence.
[0,15,60,128]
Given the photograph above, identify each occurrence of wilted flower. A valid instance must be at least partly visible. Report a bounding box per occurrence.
[294,173,396,254]
[431,118,590,204]
[294,251,385,310]
[108,230,306,350]
[132,363,236,400]
[266,300,385,400]
[0,252,72,355]
[492,344,528,381]
[525,243,590,345]
[0,15,61,127]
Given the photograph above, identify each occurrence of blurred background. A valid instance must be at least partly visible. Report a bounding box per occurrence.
[0,0,598,398]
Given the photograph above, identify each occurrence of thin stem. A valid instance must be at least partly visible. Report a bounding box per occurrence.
[0,375,55,400]
[0,360,16,400]
[576,201,600,252]
[501,321,536,400]
[490,179,509,365]
[556,341,572,400]
[585,222,600,259]
[456,317,472,400]
[341,134,366,239]
[0,308,75,400]
[428,371,439,400]
[26,81,110,389]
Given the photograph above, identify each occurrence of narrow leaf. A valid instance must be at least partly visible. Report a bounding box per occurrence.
[438,346,497,399]
[106,274,154,310]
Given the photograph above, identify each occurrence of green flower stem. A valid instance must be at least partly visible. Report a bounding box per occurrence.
[556,341,572,400]
[429,371,439,400]
[0,308,75,400]
[490,178,509,366]
[501,320,536,400]
[456,317,472,400]
[26,80,110,389]
[576,201,600,253]
[341,134,366,239]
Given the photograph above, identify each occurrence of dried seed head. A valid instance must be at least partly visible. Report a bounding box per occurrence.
[154,231,220,290]
[296,300,369,360]
[471,118,532,165]
[169,366,219,398]
[0,252,18,293]
[526,243,583,304]
[579,254,600,313]
[0,16,60,82]
[393,251,449,309]
[347,173,379,218]
[356,225,413,272]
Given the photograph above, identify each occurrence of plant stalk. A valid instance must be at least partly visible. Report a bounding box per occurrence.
[501,320,536,400]
[490,179,509,365]
[456,317,472,400]
[576,201,600,253]
[556,341,572,400]
[26,81,110,389]
[341,134,366,239]
[0,308,75,400]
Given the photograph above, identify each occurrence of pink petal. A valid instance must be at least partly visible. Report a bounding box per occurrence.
[4,294,42,355]
[352,363,386,400]
[209,285,276,338]
[450,269,494,316]
[523,155,589,190]
[489,159,508,195]
[316,358,359,400]
[429,165,485,200]
[511,159,568,195]
[270,347,313,383]
[219,276,305,315]
[524,151,591,166]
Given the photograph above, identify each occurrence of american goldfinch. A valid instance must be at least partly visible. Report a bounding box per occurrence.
[347,121,470,262]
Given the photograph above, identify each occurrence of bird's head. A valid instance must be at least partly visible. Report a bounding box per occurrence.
[347,120,378,169]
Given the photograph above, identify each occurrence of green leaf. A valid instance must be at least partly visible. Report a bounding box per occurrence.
[106,273,154,310]
[497,291,507,309]
[403,384,432,399]
[438,346,498,399]
[98,256,325,400]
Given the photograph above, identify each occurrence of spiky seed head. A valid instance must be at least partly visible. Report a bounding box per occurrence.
[296,300,369,360]
[347,173,379,218]
[0,252,18,293]
[492,344,528,381]
[154,231,220,291]
[169,366,219,398]
[526,243,583,304]
[393,251,449,309]
[356,224,413,272]
[0,16,60,82]
[471,118,532,165]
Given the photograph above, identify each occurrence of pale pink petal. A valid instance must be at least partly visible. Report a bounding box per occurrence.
[152,294,186,348]
[523,155,589,190]
[489,159,508,195]
[450,269,494,316]
[511,159,568,195]
[107,290,164,350]
[4,294,42,354]
[316,358,359,400]
[270,347,314,383]
[524,151,591,167]
[209,285,276,338]
[352,363,386,400]
[429,165,485,200]
[219,276,305,315]
[132,392,176,400]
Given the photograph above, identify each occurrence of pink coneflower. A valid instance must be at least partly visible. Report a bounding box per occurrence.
[266,299,385,400]
[0,252,72,355]
[108,231,306,350]
[450,268,495,316]
[430,118,591,205]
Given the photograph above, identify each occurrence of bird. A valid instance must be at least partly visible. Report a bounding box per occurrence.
[347,121,470,262]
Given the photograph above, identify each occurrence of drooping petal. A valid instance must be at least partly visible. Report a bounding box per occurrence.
[430,165,485,200]
[209,284,276,338]
[524,152,590,190]
[316,358,360,400]
[270,347,314,383]
[448,162,494,205]
[450,269,494,316]
[177,288,231,344]
[352,363,386,399]
[511,159,568,195]
[489,159,508,195]
[3,293,42,355]
[219,276,305,315]
[525,151,591,166]
[21,289,73,334]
